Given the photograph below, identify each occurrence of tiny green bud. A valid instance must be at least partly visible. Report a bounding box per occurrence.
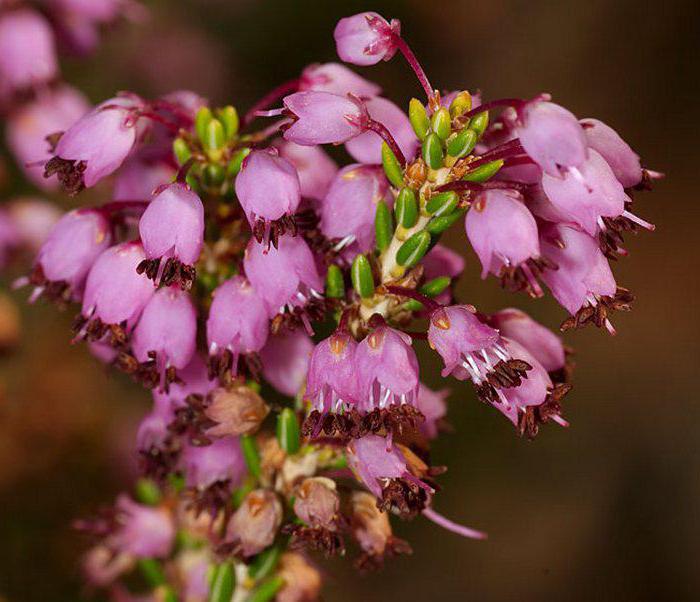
[431,107,452,140]
[401,299,424,312]
[248,545,282,581]
[227,147,251,177]
[408,98,430,141]
[463,159,504,182]
[135,478,161,506]
[172,137,191,165]
[217,105,239,140]
[425,191,458,217]
[241,434,261,478]
[396,230,431,268]
[449,91,472,119]
[195,107,213,143]
[248,576,285,602]
[374,200,394,252]
[446,128,478,158]
[469,111,489,136]
[420,276,451,297]
[395,188,418,228]
[422,133,444,170]
[381,142,404,188]
[208,562,235,602]
[351,254,375,299]
[325,264,345,299]
[276,408,300,455]
[205,119,226,154]
[426,208,466,235]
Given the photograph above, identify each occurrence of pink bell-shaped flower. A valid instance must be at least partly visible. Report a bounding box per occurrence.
[334,12,400,66]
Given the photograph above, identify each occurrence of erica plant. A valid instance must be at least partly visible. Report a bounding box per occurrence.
[4,8,659,602]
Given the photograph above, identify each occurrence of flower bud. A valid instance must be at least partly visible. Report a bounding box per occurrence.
[320,164,390,254]
[0,9,58,91]
[516,100,588,177]
[345,97,418,165]
[581,118,642,187]
[243,235,323,317]
[81,241,155,330]
[34,208,112,300]
[5,86,89,189]
[282,91,366,146]
[333,12,399,66]
[131,286,197,380]
[46,96,143,193]
[113,495,175,558]
[235,149,301,231]
[260,330,314,397]
[205,386,270,437]
[206,276,269,374]
[293,477,339,529]
[300,62,381,97]
[179,436,247,490]
[138,183,205,289]
[349,490,395,557]
[225,490,282,557]
[113,156,175,201]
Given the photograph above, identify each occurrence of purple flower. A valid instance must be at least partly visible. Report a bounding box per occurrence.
[112,495,175,558]
[136,392,175,453]
[206,276,269,376]
[294,477,340,529]
[490,308,566,373]
[539,223,619,330]
[157,354,214,410]
[516,99,588,177]
[243,235,323,317]
[0,9,58,91]
[427,305,532,405]
[282,91,366,146]
[306,332,359,413]
[423,244,465,281]
[5,199,62,253]
[416,384,448,440]
[276,140,338,202]
[541,149,632,236]
[81,241,155,331]
[355,326,420,412]
[320,164,390,253]
[300,62,381,97]
[5,85,89,189]
[260,329,314,397]
[235,149,301,236]
[345,96,417,165]
[46,96,144,193]
[465,190,541,286]
[179,436,246,490]
[113,156,175,201]
[33,208,112,300]
[138,183,204,289]
[131,286,197,381]
[581,118,642,188]
[334,12,400,66]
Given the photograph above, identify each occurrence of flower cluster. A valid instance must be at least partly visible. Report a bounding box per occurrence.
[10,9,657,601]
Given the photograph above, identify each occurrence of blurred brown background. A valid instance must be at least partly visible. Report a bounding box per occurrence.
[1,0,698,600]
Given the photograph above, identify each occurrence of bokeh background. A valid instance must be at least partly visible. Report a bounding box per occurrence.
[1,0,698,600]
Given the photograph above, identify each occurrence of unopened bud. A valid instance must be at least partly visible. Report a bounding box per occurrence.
[293,477,339,529]
[349,491,393,556]
[226,489,282,557]
[205,386,270,437]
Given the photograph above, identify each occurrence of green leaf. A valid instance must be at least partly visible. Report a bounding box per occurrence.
[426,208,466,234]
[325,264,345,299]
[425,191,458,217]
[374,200,394,252]
[276,408,300,455]
[172,137,191,165]
[241,434,261,478]
[446,128,478,158]
[195,107,213,144]
[420,276,451,297]
[396,230,431,267]
[381,142,404,188]
[138,558,165,587]
[469,111,489,136]
[208,562,235,602]
[248,545,282,581]
[395,188,418,228]
[431,107,452,140]
[463,159,503,182]
[217,105,239,140]
[135,478,161,506]
[248,576,285,602]
[205,119,226,153]
[227,147,251,177]
[408,98,430,141]
[422,133,444,170]
[449,91,472,119]
[351,254,375,299]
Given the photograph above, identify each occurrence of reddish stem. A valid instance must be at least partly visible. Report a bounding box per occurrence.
[461,98,524,119]
[436,179,528,193]
[385,285,441,313]
[391,33,436,107]
[465,141,526,172]
[243,78,300,126]
[366,118,406,165]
